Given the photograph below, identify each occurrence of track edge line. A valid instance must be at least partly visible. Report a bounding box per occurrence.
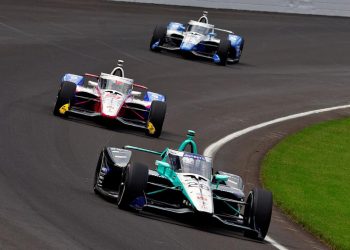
[203,103,350,249]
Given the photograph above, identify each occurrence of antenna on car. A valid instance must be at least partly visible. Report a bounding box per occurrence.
[111,59,125,77]
[198,11,208,23]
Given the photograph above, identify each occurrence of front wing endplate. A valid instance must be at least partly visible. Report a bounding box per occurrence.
[59,103,70,114]
[147,122,156,134]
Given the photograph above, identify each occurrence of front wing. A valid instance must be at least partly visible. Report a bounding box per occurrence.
[64,96,150,130]
[129,171,258,235]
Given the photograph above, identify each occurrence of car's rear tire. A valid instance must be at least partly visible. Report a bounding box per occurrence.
[145,100,166,138]
[117,162,148,210]
[216,39,231,66]
[53,81,76,117]
[244,187,273,240]
[229,38,245,64]
[150,25,167,52]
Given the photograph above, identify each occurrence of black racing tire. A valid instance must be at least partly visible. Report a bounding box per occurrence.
[53,81,76,117]
[145,100,166,138]
[216,39,231,66]
[150,24,167,52]
[93,150,104,194]
[244,188,273,240]
[117,162,148,210]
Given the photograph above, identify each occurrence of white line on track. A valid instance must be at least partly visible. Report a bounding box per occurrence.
[265,236,289,250]
[203,104,350,250]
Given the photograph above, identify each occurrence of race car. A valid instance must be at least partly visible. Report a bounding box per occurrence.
[53,60,166,137]
[150,11,244,66]
[93,130,273,240]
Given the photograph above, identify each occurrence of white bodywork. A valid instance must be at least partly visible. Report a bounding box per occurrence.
[101,91,124,117]
[167,20,220,49]
[75,73,151,121]
[99,73,133,118]
[167,149,214,214]
[178,173,214,214]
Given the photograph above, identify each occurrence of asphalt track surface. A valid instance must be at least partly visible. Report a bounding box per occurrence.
[1,0,350,249]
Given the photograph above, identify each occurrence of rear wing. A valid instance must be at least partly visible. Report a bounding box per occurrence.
[123,130,198,159]
[133,83,148,90]
[123,145,168,158]
[214,28,233,34]
[84,73,99,79]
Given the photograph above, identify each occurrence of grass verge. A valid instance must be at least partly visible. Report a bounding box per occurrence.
[262,118,350,250]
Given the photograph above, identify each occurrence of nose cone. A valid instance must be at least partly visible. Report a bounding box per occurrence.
[178,174,214,214]
[180,42,195,51]
[101,92,123,118]
[180,33,202,51]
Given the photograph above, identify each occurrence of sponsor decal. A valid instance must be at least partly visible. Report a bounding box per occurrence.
[200,203,208,209]
[113,155,127,158]
[197,195,208,201]
[184,178,210,191]
[183,153,206,161]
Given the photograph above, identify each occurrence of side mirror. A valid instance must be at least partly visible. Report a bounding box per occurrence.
[131,90,142,97]
[214,174,229,183]
[156,160,171,175]
[209,32,216,37]
[88,80,98,88]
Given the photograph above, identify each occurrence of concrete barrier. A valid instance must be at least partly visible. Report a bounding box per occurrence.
[112,0,350,17]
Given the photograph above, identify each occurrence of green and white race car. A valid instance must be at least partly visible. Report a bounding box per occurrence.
[93,130,273,240]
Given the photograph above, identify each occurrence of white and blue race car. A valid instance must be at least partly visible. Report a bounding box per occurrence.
[150,11,244,66]
[53,60,167,137]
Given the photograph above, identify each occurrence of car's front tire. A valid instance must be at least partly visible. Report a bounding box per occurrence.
[150,25,167,52]
[216,39,231,66]
[53,81,76,117]
[117,162,148,210]
[145,100,166,138]
[244,187,273,240]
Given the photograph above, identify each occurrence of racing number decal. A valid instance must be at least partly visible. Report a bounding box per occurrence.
[59,103,70,114]
[147,122,156,134]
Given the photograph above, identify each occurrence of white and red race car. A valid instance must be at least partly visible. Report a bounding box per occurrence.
[53,60,167,137]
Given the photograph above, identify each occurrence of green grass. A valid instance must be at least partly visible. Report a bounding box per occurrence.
[262,118,350,250]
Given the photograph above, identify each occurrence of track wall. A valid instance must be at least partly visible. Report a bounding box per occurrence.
[112,0,350,17]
